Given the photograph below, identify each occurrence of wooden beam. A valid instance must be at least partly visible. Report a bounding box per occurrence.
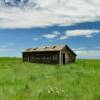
[59,51,62,65]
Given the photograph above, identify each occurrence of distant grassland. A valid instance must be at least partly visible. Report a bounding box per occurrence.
[0,57,100,100]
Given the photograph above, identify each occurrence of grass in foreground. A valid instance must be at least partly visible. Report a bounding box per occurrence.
[0,57,100,100]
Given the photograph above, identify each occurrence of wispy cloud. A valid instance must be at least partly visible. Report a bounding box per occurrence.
[73,47,100,59]
[96,46,100,49]
[60,29,100,40]
[33,37,39,41]
[0,48,16,52]
[43,31,60,39]
[0,42,16,52]
[1,0,100,28]
[33,29,100,40]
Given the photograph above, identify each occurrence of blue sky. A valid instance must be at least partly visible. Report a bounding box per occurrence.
[0,0,100,59]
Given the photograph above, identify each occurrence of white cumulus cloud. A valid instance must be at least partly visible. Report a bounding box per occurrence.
[0,0,100,28]
[60,29,100,39]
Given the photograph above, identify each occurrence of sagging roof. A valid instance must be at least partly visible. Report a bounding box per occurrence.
[23,44,76,56]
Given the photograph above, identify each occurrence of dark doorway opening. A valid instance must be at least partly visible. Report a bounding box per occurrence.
[63,54,65,64]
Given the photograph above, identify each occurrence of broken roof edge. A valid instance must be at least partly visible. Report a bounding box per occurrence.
[22,44,77,56]
[64,45,77,56]
[23,44,64,52]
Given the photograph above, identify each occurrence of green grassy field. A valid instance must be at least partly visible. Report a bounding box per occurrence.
[0,57,100,100]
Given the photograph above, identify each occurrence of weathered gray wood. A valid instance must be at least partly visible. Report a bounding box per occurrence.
[22,45,76,65]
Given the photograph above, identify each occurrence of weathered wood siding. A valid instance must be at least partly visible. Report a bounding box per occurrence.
[23,51,60,64]
[61,47,76,64]
[22,45,76,65]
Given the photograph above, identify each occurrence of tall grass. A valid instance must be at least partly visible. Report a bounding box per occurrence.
[0,57,100,100]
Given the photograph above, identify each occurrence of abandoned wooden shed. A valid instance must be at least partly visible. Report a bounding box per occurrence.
[22,45,77,65]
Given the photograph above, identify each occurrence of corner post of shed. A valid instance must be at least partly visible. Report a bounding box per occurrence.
[22,52,24,62]
[59,51,62,65]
